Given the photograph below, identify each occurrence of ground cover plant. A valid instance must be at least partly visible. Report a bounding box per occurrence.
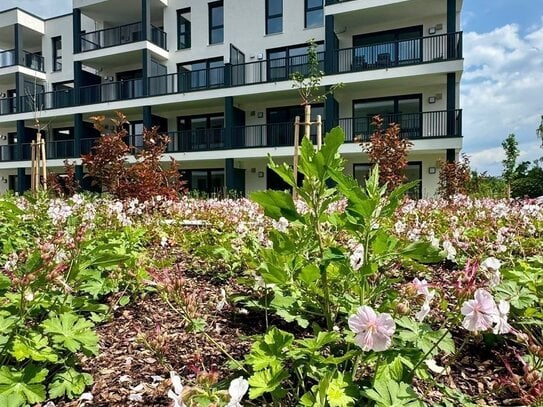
[0,128,542,406]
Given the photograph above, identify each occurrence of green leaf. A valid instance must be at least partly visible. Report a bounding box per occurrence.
[119,295,130,306]
[299,264,320,285]
[363,380,423,407]
[11,333,58,363]
[0,392,26,407]
[327,373,355,407]
[48,368,93,399]
[250,190,298,221]
[248,366,289,399]
[402,241,443,264]
[0,365,48,405]
[41,313,99,355]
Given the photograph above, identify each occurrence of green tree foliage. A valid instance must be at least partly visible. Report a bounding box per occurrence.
[501,133,519,193]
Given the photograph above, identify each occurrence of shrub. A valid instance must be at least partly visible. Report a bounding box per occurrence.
[437,154,471,198]
[81,112,185,201]
[360,115,413,192]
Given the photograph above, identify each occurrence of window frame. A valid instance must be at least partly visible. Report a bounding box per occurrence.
[266,0,283,35]
[52,36,62,71]
[208,1,224,45]
[177,8,191,50]
[304,0,324,29]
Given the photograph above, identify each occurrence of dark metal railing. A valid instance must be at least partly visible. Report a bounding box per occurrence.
[339,109,463,142]
[23,51,45,72]
[151,25,167,49]
[0,96,17,115]
[46,140,75,159]
[80,22,143,51]
[80,22,167,51]
[334,32,462,74]
[0,49,44,71]
[1,34,462,114]
[325,0,355,5]
[0,49,16,68]
[80,79,144,105]
[0,112,461,162]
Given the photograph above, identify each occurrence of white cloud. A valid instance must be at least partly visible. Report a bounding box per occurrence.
[462,22,543,175]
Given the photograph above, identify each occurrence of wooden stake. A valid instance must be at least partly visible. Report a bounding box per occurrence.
[31,140,36,192]
[304,104,311,140]
[316,115,322,151]
[40,137,47,189]
[293,116,300,201]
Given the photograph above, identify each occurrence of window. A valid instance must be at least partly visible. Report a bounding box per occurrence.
[209,1,224,44]
[178,114,225,151]
[178,58,225,91]
[266,0,283,34]
[305,0,323,29]
[353,95,422,140]
[267,42,324,81]
[182,169,225,195]
[354,162,422,199]
[52,36,62,71]
[353,26,423,68]
[267,104,323,146]
[177,8,191,49]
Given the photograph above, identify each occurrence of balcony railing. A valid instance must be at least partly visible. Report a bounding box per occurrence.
[334,32,462,74]
[80,22,167,52]
[0,113,461,162]
[0,32,462,116]
[339,110,462,142]
[0,49,45,72]
[23,51,45,72]
[325,0,355,5]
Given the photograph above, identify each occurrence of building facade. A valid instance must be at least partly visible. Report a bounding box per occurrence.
[0,0,463,197]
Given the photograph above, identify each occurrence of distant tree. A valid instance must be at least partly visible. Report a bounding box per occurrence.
[511,166,543,198]
[501,133,519,198]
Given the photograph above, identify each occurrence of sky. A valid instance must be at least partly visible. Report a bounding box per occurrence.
[1,0,542,175]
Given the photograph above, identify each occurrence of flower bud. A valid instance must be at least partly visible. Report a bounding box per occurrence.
[396,302,410,315]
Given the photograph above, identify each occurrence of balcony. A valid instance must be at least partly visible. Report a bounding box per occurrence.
[0,49,45,72]
[338,110,463,142]
[334,32,462,74]
[0,32,462,117]
[79,22,167,52]
[0,113,461,163]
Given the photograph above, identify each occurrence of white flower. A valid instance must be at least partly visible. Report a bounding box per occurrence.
[272,217,289,232]
[480,257,502,287]
[493,300,512,334]
[167,371,186,407]
[79,392,93,404]
[227,377,249,407]
[442,240,456,261]
[216,288,228,311]
[415,290,435,322]
[349,244,365,271]
[128,393,143,402]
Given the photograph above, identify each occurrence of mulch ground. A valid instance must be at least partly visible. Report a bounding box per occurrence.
[43,261,538,406]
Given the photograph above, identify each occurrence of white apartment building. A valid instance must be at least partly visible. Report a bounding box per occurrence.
[0,0,463,197]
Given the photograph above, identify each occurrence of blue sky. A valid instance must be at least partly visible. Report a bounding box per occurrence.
[1,0,542,175]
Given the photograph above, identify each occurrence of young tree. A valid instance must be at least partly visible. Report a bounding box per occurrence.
[361,115,413,193]
[501,133,519,198]
[437,154,471,199]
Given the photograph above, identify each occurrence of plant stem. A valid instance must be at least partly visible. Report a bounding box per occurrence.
[164,297,248,373]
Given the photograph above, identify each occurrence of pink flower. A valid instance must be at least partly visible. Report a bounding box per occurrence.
[348,306,395,352]
[412,278,430,296]
[461,289,499,332]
